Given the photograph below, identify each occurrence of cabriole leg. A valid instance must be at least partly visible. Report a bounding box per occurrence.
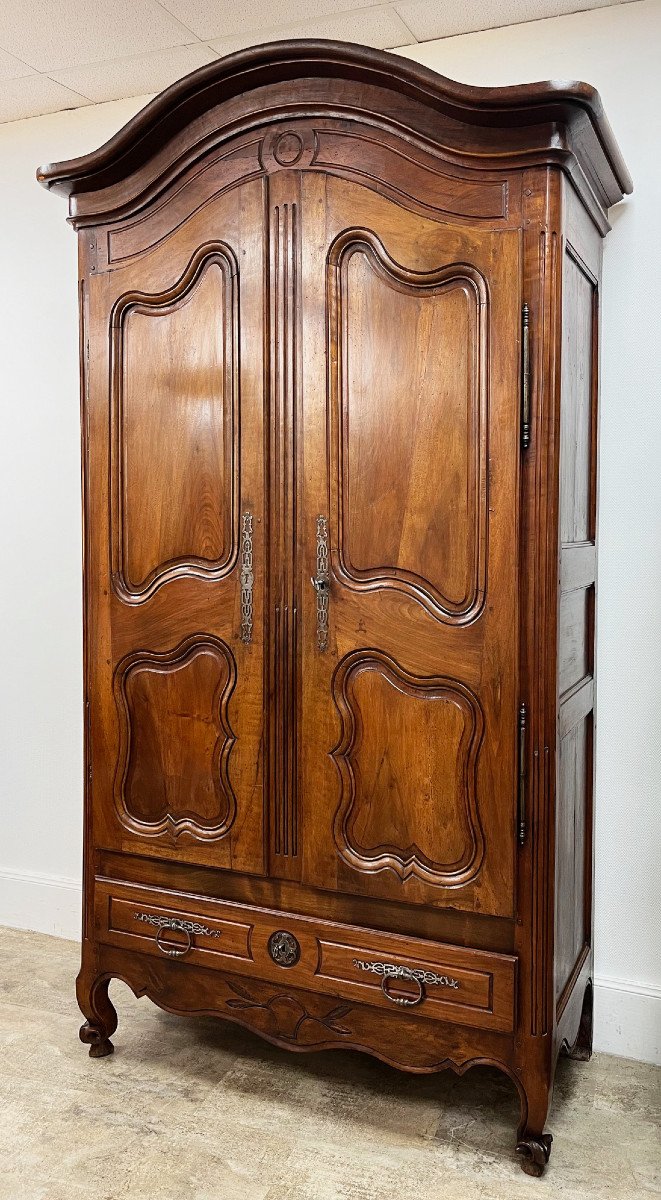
[76,968,118,1058]
[516,1075,553,1177]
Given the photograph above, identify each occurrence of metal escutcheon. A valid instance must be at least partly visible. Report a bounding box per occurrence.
[268,930,300,968]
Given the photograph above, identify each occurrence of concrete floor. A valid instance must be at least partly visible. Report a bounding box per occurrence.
[1,927,659,1200]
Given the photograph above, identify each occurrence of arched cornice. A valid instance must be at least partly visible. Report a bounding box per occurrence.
[37,39,631,227]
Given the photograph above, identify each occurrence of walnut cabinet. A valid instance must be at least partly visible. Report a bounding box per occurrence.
[39,42,631,1175]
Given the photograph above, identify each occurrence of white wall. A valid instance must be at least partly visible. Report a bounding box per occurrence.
[0,97,147,935]
[1,1,659,1063]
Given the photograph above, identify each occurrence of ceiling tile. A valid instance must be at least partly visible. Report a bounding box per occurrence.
[0,0,199,73]
[159,0,383,41]
[0,47,36,80]
[0,75,89,123]
[209,6,414,56]
[50,42,219,103]
[392,0,627,43]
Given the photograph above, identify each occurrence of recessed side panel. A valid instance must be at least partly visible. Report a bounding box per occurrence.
[556,191,601,1013]
[330,231,487,623]
[560,249,597,544]
[332,651,485,887]
[558,586,593,700]
[114,635,237,840]
[556,712,592,1000]
[111,244,239,602]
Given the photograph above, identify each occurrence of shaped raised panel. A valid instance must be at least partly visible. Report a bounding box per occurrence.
[555,712,591,1001]
[113,635,237,840]
[560,244,597,546]
[111,243,239,602]
[331,651,485,886]
[328,230,488,623]
[314,127,508,222]
[107,142,263,264]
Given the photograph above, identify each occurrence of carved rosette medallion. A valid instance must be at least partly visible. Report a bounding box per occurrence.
[261,127,317,173]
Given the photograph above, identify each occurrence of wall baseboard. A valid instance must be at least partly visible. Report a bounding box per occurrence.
[593,974,661,1065]
[0,866,81,941]
[1,866,659,1065]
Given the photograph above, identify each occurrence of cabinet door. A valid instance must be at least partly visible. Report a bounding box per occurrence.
[85,180,267,873]
[299,175,520,916]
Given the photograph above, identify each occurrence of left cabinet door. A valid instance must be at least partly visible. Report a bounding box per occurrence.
[84,180,267,874]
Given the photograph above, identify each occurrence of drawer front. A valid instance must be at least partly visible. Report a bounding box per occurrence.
[94,879,516,1033]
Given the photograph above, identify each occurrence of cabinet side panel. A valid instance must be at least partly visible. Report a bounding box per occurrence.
[555,189,602,1013]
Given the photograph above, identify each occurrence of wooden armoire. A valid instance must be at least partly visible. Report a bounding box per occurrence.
[39,41,630,1175]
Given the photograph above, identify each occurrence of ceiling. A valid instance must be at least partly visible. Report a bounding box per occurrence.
[0,0,635,123]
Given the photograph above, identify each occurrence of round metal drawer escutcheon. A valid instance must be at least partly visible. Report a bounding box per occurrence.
[268,930,300,967]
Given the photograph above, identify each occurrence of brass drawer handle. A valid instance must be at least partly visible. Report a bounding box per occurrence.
[133,910,221,959]
[353,958,460,1008]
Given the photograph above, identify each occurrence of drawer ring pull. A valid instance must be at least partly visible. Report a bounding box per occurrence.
[353,959,460,1008]
[156,923,192,959]
[381,973,424,1007]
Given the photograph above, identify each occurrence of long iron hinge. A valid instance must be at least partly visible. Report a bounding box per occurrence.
[518,701,527,845]
[521,302,531,450]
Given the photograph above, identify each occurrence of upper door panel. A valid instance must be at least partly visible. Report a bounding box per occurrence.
[112,246,238,602]
[329,228,487,624]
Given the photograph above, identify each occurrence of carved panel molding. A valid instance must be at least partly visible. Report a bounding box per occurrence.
[313,126,508,222]
[110,242,240,603]
[113,634,238,840]
[331,650,485,886]
[327,229,489,625]
[107,142,263,264]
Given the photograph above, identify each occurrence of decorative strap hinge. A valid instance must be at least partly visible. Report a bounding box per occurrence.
[521,302,531,450]
[518,701,527,845]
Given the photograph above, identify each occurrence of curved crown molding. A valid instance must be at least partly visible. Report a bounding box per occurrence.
[36,39,631,222]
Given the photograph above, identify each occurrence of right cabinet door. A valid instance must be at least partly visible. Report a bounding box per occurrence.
[299,174,521,917]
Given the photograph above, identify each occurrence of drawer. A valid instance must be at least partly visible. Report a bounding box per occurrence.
[94,878,516,1033]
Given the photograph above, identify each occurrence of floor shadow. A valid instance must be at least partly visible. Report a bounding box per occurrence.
[137,1002,525,1152]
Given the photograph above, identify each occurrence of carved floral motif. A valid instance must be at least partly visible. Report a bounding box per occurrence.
[225,980,353,1042]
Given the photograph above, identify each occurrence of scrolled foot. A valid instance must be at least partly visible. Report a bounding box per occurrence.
[76,969,118,1058]
[516,1132,553,1176]
[79,1020,114,1058]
